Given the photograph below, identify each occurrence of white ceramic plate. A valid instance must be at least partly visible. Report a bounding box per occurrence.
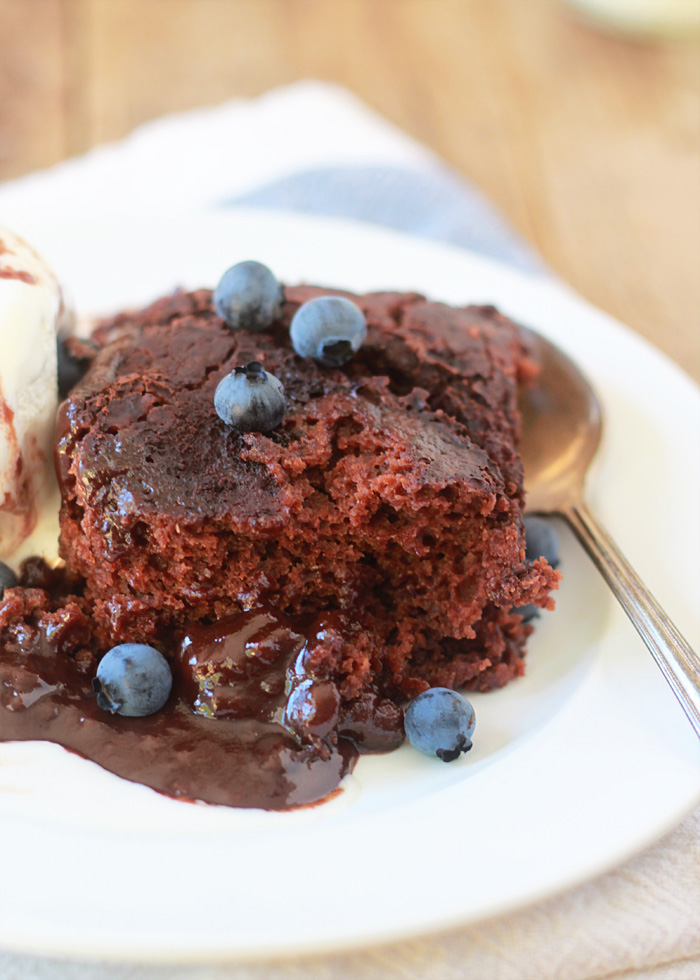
[1,210,698,962]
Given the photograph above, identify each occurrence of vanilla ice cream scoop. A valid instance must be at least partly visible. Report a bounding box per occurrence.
[0,228,67,559]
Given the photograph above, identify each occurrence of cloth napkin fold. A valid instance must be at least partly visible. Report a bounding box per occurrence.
[0,80,539,273]
[1,81,698,980]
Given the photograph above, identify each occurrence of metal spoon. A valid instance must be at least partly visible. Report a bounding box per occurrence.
[518,328,700,737]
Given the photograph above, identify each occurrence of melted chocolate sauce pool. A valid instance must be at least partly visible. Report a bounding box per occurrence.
[0,604,404,810]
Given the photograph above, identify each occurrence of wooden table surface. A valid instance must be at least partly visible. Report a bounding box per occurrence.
[1,0,699,380]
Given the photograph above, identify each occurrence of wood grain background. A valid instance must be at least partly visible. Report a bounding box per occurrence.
[1,0,698,380]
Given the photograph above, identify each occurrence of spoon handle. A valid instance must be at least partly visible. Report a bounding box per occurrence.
[563,500,700,738]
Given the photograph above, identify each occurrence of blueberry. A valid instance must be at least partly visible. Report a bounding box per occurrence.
[404,688,476,762]
[92,643,172,717]
[57,337,94,399]
[214,261,283,333]
[0,561,18,599]
[214,361,286,433]
[513,603,538,623]
[290,296,367,366]
[524,515,560,568]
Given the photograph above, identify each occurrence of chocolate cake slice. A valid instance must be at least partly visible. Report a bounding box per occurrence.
[54,285,558,699]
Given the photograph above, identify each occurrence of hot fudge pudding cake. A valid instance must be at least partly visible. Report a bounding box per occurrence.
[0,255,559,810]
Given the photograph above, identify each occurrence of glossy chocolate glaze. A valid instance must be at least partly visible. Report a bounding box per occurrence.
[0,591,406,809]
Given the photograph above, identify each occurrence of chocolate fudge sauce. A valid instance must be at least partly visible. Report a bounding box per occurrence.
[0,595,404,809]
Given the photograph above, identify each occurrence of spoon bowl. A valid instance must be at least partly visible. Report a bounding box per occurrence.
[517,327,700,737]
[519,329,602,513]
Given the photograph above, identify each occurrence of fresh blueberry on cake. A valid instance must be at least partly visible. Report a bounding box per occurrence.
[214,260,284,333]
[214,360,286,432]
[290,294,367,365]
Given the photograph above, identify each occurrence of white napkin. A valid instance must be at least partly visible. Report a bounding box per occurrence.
[0,80,540,273]
[0,81,698,980]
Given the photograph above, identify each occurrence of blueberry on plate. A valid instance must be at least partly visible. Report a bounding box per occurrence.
[56,337,95,399]
[214,361,286,433]
[92,643,172,717]
[0,561,18,599]
[404,688,476,762]
[513,602,538,623]
[523,515,560,569]
[513,517,560,620]
[214,260,283,333]
[290,296,367,366]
